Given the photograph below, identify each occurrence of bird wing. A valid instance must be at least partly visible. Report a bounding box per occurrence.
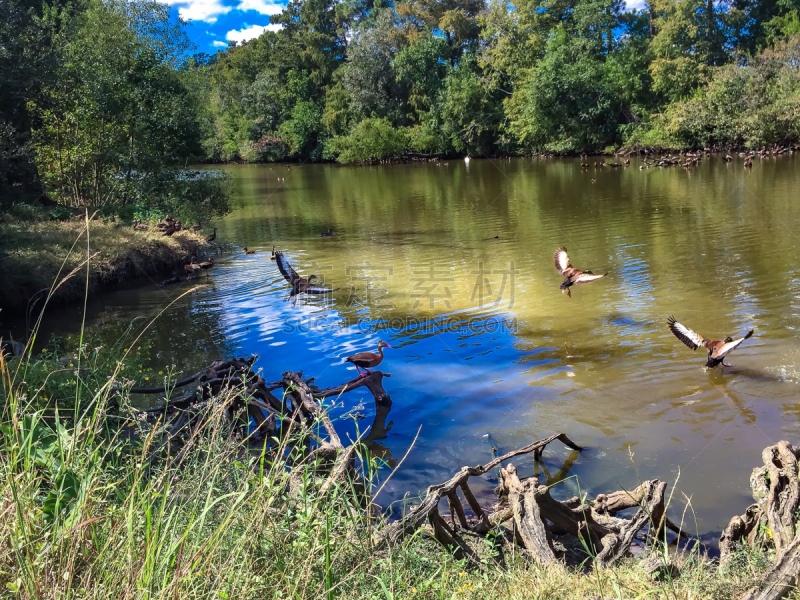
[554,247,572,275]
[667,316,707,351]
[274,252,299,283]
[711,330,754,359]
[573,272,607,285]
[347,351,376,364]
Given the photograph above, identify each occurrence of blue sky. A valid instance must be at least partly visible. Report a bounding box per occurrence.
[166,0,649,54]
[162,0,286,53]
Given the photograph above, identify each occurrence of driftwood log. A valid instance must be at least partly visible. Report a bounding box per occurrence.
[375,432,683,570]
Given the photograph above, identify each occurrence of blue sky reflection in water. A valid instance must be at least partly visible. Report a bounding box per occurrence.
[38,154,800,544]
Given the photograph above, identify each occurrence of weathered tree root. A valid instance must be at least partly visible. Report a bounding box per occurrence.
[126,358,800,596]
[374,432,680,570]
[721,441,800,600]
[125,358,392,483]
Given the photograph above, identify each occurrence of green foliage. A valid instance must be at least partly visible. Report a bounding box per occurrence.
[439,57,500,155]
[627,37,800,149]
[328,118,407,162]
[393,35,450,114]
[6,0,800,191]
[21,0,229,220]
[508,28,621,152]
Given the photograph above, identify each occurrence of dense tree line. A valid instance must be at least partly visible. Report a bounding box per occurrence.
[1,0,228,217]
[3,0,800,201]
[196,0,800,162]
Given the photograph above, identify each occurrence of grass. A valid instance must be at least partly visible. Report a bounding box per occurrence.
[0,208,207,314]
[0,338,781,600]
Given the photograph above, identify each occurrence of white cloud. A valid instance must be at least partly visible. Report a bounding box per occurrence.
[623,0,649,10]
[235,0,284,15]
[157,0,231,22]
[225,23,281,43]
[212,40,228,47]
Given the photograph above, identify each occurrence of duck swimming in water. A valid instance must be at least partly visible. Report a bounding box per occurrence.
[667,316,754,368]
[346,340,392,377]
[553,247,607,297]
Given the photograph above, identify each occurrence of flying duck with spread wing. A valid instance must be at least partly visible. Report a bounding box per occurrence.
[274,251,338,305]
[667,316,754,368]
[553,246,608,297]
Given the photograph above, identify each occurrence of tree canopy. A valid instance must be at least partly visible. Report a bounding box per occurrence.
[193,0,800,162]
[2,0,800,188]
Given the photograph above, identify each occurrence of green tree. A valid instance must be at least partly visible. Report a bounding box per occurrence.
[508,27,621,152]
[342,10,405,120]
[0,0,68,206]
[31,0,218,216]
[328,117,407,162]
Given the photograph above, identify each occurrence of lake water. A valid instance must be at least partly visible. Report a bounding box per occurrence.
[32,154,800,544]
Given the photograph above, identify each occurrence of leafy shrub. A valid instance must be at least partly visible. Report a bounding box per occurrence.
[328,118,407,163]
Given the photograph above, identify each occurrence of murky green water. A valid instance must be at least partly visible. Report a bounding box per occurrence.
[31,154,800,543]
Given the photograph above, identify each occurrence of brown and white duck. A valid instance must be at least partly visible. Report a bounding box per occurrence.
[553,247,607,297]
[274,251,337,305]
[183,257,202,279]
[346,340,392,377]
[270,246,277,261]
[667,316,754,368]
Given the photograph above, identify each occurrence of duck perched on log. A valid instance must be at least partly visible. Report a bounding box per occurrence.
[275,251,337,304]
[667,316,754,368]
[346,340,392,377]
[553,246,607,297]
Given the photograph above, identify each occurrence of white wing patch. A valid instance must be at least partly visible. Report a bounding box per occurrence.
[554,247,571,274]
[713,330,754,359]
[574,273,607,285]
[667,317,707,351]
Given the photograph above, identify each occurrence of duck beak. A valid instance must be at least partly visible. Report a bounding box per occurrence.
[386,343,393,348]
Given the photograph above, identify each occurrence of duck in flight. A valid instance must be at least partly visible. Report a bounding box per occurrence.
[553,247,607,297]
[667,316,754,368]
[274,251,337,304]
[346,340,392,377]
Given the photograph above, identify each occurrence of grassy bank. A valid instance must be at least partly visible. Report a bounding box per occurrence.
[0,212,207,314]
[0,341,782,600]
